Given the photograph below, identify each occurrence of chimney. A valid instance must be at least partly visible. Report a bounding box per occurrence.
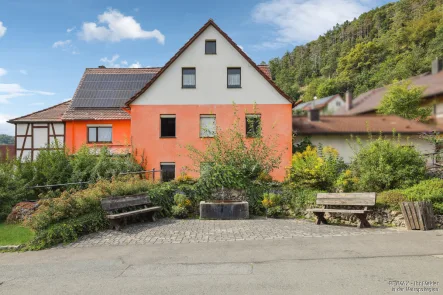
[98,65,106,69]
[345,90,353,111]
[432,58,442,75]
[308,109,320,122]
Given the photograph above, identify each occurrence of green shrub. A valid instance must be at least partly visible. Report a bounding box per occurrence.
[283,184,320,216]
[186,104,285,197]
[26,176,152,231]
[262,192,283,217]
[335,169,359,193]
[288,145,345,191]
[27,211,107,250]
[377,179,443,214]
[350,135,426,192]
[0,159,34,221]
[171,206,188,219]
[376,190,406,209]
[266,206,283,217]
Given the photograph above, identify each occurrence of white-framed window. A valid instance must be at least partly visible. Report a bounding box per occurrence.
[88,126,112,143]
[227,68,241,88]
[182,68,196,88]
[200,115,216,137]
[160,115,176,137]
[161,162,175,182]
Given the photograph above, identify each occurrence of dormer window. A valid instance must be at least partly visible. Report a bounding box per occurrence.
[205,40,216,54]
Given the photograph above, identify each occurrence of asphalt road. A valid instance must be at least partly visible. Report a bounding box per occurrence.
[1,230,443,295]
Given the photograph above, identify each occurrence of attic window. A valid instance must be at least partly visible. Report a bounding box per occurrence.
[205,40,216,54]
[182,68,196,88]
[227,68,241,88]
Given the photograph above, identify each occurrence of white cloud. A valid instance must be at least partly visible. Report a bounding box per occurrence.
[0,68,7,77]
[52,40,72,48]
[19,70,28,75]
[129,62,142,68]
[67,26,76,33]
[78,8,165,44]
[100,54,144,68]
[0,21,6,38]
[0,113,15,135]
[0,83,55,104]
[52,39,78,54]
[252,0,386,46]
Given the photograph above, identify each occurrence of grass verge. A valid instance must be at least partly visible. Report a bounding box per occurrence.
[0,223,35,246]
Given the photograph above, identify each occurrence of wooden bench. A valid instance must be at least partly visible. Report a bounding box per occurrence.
[101,194,162,230]
[306,193,376,228]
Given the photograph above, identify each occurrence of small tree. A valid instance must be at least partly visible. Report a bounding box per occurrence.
[377,80,431,121]
[350,135,426,192]
[184,104,285,190]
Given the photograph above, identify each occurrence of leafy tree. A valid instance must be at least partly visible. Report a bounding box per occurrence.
[377,80,431,121]
[350,135,427,192]
[0,134,14,145]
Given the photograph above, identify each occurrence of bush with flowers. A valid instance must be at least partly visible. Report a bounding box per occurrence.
[287,145,345,191]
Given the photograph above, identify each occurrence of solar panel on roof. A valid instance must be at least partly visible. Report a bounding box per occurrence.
[71,73,156,108]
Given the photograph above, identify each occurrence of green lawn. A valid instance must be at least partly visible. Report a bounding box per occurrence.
[0,223,35,246]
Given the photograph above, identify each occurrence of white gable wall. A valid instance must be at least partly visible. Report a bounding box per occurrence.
[132,25,289,106]
[322,96,344,114]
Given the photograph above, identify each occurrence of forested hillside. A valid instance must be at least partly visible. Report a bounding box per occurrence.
[270,0,443,102]
[0,134,14,145]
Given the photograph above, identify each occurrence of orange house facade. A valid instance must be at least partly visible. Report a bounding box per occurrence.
[8,20,293,181]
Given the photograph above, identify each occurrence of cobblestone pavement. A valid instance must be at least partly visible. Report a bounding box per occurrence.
[59,218,405,248]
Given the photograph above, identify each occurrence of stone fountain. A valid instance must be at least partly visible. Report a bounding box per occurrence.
[199,187,249,219]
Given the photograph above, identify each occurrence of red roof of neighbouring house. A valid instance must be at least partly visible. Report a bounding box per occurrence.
[8,101,71,123]
[293,115,443,135]
[125,19,293,106]
[335,71,443,115]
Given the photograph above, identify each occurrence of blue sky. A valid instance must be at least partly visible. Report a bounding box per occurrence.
[0,0,394,135]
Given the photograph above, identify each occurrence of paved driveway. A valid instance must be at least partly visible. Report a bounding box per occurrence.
[1,227,442,295]
[60,218,405,248]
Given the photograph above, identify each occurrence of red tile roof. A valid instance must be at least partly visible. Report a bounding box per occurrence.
[257,65,272,79]
[293,115,442,135]
[336,71,443,115]
[126,19,293,106]
[8,101,71,123]
[62,108,130,120]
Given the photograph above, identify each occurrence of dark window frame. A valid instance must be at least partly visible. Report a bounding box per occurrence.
[245,115,261,138]
[182,67,196,89]
[160,115,176,138]
[87,126,112,143]
[160,162,176,182]
[227,67,241,88]
[205,40,216,54]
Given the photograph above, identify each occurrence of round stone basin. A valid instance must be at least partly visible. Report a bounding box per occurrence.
[199,201,249,220]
